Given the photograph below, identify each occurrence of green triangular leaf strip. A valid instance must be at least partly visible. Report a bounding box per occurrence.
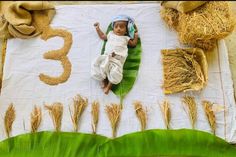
[0,129,236,157]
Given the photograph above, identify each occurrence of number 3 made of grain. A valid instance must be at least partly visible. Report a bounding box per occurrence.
[39,27,72,85]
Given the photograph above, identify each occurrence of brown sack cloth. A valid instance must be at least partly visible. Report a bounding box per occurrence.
[0,1,55,39]
[161,1,207,13]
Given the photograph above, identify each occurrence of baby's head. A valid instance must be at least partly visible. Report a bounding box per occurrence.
[111,15,135,38]
[113,20,128,36]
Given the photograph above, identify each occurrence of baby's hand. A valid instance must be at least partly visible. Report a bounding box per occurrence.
[134,32,139,37]
[94,22,100,28]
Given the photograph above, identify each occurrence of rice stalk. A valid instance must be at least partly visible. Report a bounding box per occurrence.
[91,101,99,134]
[45,102,63,132]
[30,106,42,133]
[105,104,122,138]
[4,103,15,138]
[134,101,147,131]
[160,100,171,129]
[202,100,216,135]
[182,96,197,129]
[69,94,88,132]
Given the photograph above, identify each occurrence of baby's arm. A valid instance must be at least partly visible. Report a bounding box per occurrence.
[94,22,107,41]
[128,32,138,47]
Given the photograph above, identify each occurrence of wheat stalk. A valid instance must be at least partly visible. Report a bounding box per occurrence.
[105,104,122,138]
[69,94,88,132]
[202,100,216,135]
[30,106,42,133]
[182,96,197,129]
[45,102,63,132]
[134,101,147,131]
[91,101,99,134]
[160,100,171,129]
[4,103,16,137]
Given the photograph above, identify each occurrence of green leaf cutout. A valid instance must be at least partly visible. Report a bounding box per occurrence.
[0,129,236,157]
[101,24,142,101]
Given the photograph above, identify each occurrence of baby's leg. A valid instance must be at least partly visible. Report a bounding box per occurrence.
[104,81,113,95]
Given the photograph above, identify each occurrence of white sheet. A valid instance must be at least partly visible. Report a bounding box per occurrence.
[0,3,236,143]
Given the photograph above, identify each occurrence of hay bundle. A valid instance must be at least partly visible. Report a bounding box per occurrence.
[161,1,235,50]
[162,48,208,94]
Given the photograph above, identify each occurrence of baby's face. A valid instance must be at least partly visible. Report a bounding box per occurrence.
[113,21,127,36]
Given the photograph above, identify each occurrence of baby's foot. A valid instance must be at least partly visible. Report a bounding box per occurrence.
[101,79,108,89]
[103,87,110,95]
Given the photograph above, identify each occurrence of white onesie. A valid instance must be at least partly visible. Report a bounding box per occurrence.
[91,31,130,84]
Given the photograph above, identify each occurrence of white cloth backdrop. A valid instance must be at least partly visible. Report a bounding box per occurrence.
[0,3,236,143]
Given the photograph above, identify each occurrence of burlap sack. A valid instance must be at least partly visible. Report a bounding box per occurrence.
[0,1,55,39]
[161,1,207,13]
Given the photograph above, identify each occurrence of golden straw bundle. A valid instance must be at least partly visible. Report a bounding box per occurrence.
[45,102,63,132]
[160,100,171,129]
[91,101,99,134]
[161,1,235,50]
[4,103,16,137]
[105,104,122,138]
[69,94,88,132]
[202,100,216,135]
[182,96,197,129]
[134,101,147,131]
[162,48,208,94]
[30,106,42,133]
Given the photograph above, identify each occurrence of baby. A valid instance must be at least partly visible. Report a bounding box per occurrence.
[91,15,139,94]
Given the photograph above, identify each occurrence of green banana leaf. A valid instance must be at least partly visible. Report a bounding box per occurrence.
[0,129,236,157]
[101,24,142,102]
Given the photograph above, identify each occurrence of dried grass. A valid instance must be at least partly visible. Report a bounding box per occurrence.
[182,96,197,129]
[161,1,235,50]
[202,100,216,134]
[134,101,147,131]
[91,101,99,134]
[4,103,15,137]
[45,102,63,132]
[69,94,88,132]
[162,48,208,94]
[31,106,42,133]
[160,100,171,129]
[105,104,122,138]
[160,8,179,30]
